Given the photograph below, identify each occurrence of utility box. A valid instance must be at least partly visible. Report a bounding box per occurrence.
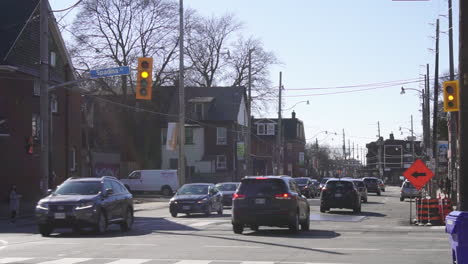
[446,211,468,264]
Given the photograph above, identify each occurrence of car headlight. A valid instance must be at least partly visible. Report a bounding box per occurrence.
[75,201,95,210]
[170,198,178,204]
[197,198,208,204]
[36,202,49,210]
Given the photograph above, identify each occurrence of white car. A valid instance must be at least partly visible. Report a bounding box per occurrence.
[120,170,179,196]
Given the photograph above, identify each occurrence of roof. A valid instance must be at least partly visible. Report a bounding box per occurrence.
[188,97,214,103]
[0,0,39,61]
[326,178,354,182]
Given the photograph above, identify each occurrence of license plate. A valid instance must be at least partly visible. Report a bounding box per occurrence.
[255,198,266,204]
[54,213,66,219]
[182,205,191,210]
[335,193,343,198]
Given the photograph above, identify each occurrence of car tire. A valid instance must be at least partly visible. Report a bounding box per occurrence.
[250,225,259,231]
[161,186,172,197]
[205,206,211,217]
[301,211,310,231]
[38,224,53,237]
[171,211,178,217]
[353,205,361,214]
[320,206,327,213]
[400,197,404,202]
[363,197,368,203]
[120,208,133,232]
[94,211,107,234]
[233,224,244,234]
[217,205,223,215]
[377,191,381,196]
[289,211,300,233]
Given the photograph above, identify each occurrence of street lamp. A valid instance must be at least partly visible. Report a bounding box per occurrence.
[284,100,310,111]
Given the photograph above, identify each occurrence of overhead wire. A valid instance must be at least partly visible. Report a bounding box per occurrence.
[50,0,83,13]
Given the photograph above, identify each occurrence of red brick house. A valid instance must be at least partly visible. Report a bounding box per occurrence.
[0,0,81,212]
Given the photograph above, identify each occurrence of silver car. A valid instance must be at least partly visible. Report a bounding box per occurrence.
[351,179,368,203]
[400,180,422,201]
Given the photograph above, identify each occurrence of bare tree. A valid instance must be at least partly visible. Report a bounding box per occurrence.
[69,0,180,96]
[185,13,242,87]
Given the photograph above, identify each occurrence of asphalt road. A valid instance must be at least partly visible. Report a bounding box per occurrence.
[0,186,451,264]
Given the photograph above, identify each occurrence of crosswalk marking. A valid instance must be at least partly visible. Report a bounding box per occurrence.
[189,222,216,227]
[173,261,212,264]
[242,262,275,264]
[37,258,92,264]
[0,258,32,264]
[106,259,152,264]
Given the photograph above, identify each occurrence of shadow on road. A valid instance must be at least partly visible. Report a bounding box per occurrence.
[328,211,386,217]
[154,230,345,255]
[365,201,385,205]
[245,229,340,239]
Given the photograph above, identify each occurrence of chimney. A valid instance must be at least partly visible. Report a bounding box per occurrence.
[292,110,296,119]
[389,133,394,140]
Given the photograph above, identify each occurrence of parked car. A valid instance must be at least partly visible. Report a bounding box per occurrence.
[362,177,381,196]
[215,182,240,206]
[293,177,318,198]
[35,176,134,237]
[378,179,386,192]
[231,176,310,234]
[351,179,368,203]
[169,183,223,217]
[120,170,179,196]
[320,178,361,213]
[400,180,422,201]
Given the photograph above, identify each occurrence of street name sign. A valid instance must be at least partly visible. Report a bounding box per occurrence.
[402,159,434,190]
[90,66,130,78]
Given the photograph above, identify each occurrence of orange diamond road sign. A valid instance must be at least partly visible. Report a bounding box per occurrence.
[402,159,434,190]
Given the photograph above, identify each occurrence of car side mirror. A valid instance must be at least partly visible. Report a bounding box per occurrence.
[104,188,114,196]
[46,189,53,195]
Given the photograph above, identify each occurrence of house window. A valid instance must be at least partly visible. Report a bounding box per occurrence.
[257,124,275,135]
[32,114,40,139]
[217,127,227,145]
[50,94,58,113]
[33,80,40,96]
[50,51,57,68]
[185,127,193,144]
[194,103,203,119]
[257,124,265,135]
[237,130,243,141]
[267,124,275,135]
[69,147,76,172]
[216,155,227,169]
[287,143,293,151]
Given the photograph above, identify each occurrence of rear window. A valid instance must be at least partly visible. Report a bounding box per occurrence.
[238,179,287,196]
[353,181,365,187]
[403,182,416,188]
[363,178,378,184]
[216,183,239,191]
[320,178,330,184]
[326,181,354,190]
[294,178,308,184]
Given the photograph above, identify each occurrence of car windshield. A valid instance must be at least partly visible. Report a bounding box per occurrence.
[326,181,354,190]
[353,181,365,187]
[238,179,287,196]
[216,183,238,191]
[403,182,416,189]
[178,185,209,195]
[294,178,308,185]
[54,181,102,195]
[320,178,330,184]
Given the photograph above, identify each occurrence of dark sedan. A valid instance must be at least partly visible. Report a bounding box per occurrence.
[293,177,317,198]
[216,182,240,206]
[169,183,223,217]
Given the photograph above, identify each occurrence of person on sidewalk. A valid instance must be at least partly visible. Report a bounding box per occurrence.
[9,185,20,223]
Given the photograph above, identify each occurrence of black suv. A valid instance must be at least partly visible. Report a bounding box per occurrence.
[362,177,381,196]
[231,176,310,234]
[320,178,361,213]
[35,176,134,236]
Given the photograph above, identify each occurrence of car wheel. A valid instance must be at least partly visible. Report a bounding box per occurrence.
[353,204,361,214]
[320,206,327,213]
[161,186,172,197]
[377,191,381,196]
[217,205,223,215]
[400,197,404,202]
[250,225,259,231]
[38,224,53,237]
[364,197,368,203]
[171,211,178,217]
[301,210,310,231]
[94,211,107,234]
[289,211,300,233]
[233,224,244,234]
[120,208,133,232]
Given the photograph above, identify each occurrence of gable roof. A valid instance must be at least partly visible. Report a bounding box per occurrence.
[0,0,39,61]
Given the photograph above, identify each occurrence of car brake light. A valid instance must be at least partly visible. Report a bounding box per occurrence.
[233,193,246,200]
[275,193,291,199]
[256,177,268,180]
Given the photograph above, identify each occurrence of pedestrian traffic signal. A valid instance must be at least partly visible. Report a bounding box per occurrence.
[136,57,153,100]
[443,80,459,112]
[25,136,33,154]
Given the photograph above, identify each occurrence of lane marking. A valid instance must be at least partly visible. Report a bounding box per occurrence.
[37,258,92,264]
[403,249,448,252]
[173,261,212,264]
[204,245,263,249]
[104,243,157,246]
[105,259,151,264]
[189,222,216,227]
[242,262,274,264]
[0,258,32,264]
[315,248,380,251]
[0,240,7,250]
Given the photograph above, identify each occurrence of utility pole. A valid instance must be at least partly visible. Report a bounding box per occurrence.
[342,129,346,160]
[411,115,415,162]
[458,0,468,211]
[40,0,50,194]
[246,49,253,176]
[448,0,458,202]
[426,64,431,156]
[276,72,283,175]
[178,0,185,185]
[431,19,440,198]
[377,121,383,179]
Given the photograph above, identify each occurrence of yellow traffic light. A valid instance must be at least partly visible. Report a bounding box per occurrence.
[443,80,459,112]
[136,57,153,100]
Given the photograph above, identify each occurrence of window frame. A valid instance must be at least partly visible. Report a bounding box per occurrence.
[33,80,40,96]
[257,124,266,135]
[50,94,58,113]
[216,155,227,169]
[185,127,194,145]
[69,147,77,172]
[266,124,275,135]
[216,127,227,145]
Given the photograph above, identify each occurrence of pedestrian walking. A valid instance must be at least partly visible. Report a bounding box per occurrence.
[9,185,20,223]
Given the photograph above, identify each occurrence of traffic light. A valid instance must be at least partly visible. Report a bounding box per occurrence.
[136,57,153,100]
[443,80,460,112]
[25,136,33,154]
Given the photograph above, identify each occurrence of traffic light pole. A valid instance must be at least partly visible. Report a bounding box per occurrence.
[40,0,50,195]
[178,0,186,186]
[458,0,468,211]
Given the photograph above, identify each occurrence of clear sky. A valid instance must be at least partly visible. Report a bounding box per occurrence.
[50,0,459,158]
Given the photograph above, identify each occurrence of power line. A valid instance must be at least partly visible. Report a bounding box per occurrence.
[50,0,83,13]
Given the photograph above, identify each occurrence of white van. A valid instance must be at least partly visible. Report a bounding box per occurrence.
[120,170,179,196]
